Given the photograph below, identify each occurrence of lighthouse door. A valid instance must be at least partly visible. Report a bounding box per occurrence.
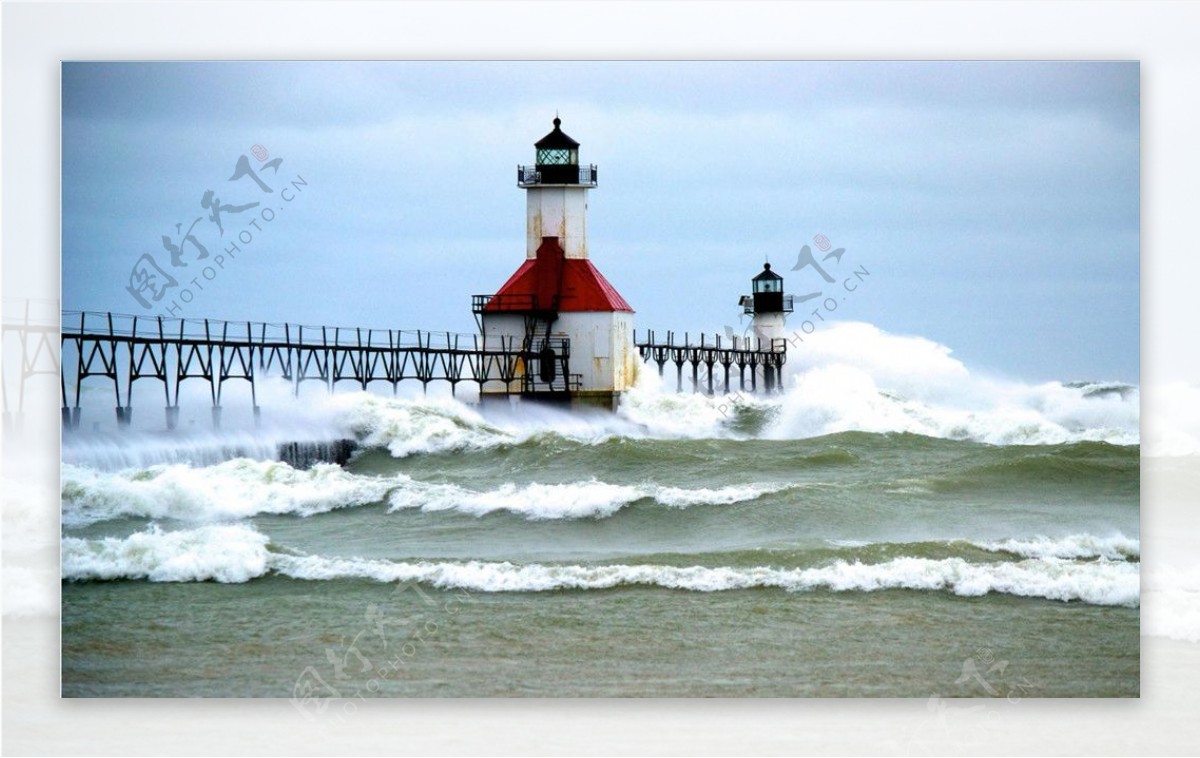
[539,345,557,382]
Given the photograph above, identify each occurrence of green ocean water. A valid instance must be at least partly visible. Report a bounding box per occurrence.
[61,411,1140,699]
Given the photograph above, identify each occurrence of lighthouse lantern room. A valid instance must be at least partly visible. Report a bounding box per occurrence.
[475,117,635,410]
[740,262,793,345]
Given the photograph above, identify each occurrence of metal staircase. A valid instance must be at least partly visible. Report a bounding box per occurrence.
[518,307,578,396]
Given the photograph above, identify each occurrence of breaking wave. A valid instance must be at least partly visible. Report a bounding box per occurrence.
[971,533,1140,561]
[386,479,791,519]
[271,554,1139,606]
[330,393,520,457]
[61,459,395,527]
[62,524,270,584]
[822,533,1141,562]
[61,460,793,525]
[61,524,1140,607]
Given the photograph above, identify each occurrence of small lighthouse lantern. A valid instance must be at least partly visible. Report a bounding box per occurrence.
[535,117,579,174]
[751,262,785,312]
[740,262,793,345]
[520,116,598,188]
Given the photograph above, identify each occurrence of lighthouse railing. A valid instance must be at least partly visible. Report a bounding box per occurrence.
[741,294,795,315]
[516,164,598,188]
[471,294,541,314]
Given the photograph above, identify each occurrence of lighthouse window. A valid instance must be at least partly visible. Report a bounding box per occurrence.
[537,148,576,165]
[754,279,783,294]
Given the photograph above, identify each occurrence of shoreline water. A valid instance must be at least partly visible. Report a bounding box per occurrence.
[61,581,1139,698]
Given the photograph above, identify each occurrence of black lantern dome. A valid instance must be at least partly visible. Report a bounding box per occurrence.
[747,262,791,314]
[753,262,783,292]
[535,117,580,167]
[518,117,597,187]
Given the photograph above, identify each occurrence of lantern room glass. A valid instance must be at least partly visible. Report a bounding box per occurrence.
[753,278,782,294]
[537,148,578,165]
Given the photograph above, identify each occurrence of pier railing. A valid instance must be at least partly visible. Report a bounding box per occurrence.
[61,311,486,350]
[633,329,788,394]
[60,311,572,430]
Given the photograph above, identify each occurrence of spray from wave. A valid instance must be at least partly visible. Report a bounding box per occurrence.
[60,322,1141,470]
[341,322,1139,452]
[765,323,1138,446]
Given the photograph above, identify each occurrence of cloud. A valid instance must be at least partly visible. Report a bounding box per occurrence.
[61,61,1140,382]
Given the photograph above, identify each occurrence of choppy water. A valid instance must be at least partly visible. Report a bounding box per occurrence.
[60,322,1141,697]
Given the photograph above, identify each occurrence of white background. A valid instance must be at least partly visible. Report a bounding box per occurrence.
[4,1,1199,754]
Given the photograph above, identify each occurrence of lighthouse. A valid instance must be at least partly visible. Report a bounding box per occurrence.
[740,262,793,344]
[735,262,792,392]
[474,117,636,410]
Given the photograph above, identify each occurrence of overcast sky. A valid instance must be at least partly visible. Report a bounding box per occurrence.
[61,61,1139,383]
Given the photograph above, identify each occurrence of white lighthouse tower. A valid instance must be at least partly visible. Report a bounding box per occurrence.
[737,262,792,392]
[474,117,636,410]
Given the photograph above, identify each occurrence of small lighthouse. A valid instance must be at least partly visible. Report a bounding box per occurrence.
[740,262,793,344]
[734,262,792,392]
[474,117,635,410]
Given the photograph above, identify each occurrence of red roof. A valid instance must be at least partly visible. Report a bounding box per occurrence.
[485,237,633,313]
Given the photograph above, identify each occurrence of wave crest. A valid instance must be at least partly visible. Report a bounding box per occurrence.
[61,459,394,527]
[62,524,270,583]
[387,478,789,519]
[331,393,516,457]
[972,534,1140,561]
[62,459,791,525]
[62,526,1140,606]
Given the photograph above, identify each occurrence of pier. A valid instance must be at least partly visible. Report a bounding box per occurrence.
[60,310,573,430]
[56,310,790,431]
[633,329,787,394]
